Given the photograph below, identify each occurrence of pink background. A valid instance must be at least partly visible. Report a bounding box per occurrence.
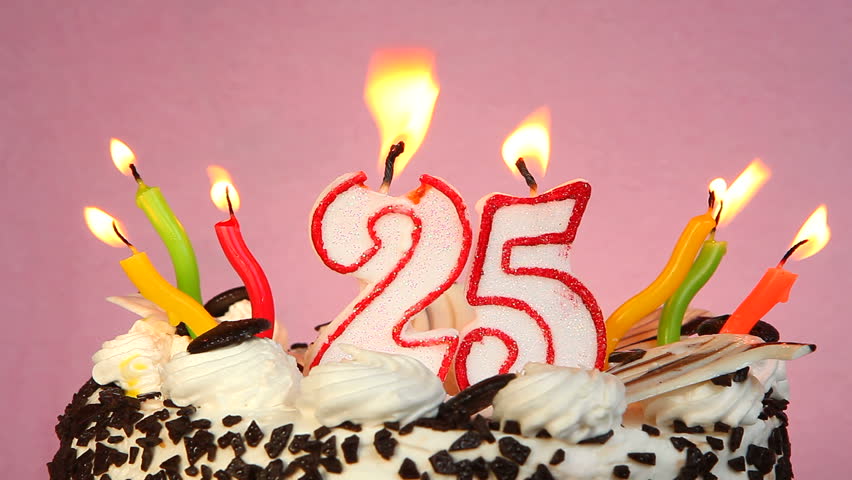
[2,1,849,476]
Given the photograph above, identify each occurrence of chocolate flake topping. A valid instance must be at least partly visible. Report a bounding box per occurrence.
[374,428,398,459]
[549,449,565,465]
[733,367,750,383]
[530,464,556,480]
[498,437,531,465]
[613,464,631,478]
[502,420,521,435]
[399,458,420,479]
[674,420,705,434]
[187,318,271,354]
[578,430,614,445]
[471,415,495,443]
[728,456,746,472]
[428,450,456,474]
[489,457,518,480]
[335,421,362,432]
[440,373,516,420]
[706,435,725,451]
[341,435,360,464]
[222,415,242,427]
[641,424,661,437]
[729,427,745,451]
[711,373,733,387]
[714,421,731,433]
[608,349,646,365]
[449,431,483,451]
[670,436,696,452]
[747,445,776,474]
[314,425,332,439]
[165,416,192,444]
[627,452,656,465]
[245,420,264,447]
[264,424,293,458]
[190,419,212,430]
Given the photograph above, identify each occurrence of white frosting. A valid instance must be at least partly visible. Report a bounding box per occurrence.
[297,345,445,427]
[91,317,177,396]
[752,359,791,399]
[642,374,765,427]
[162,338,301,414]
[492,362,627,443]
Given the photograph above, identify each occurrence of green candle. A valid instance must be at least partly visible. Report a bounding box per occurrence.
[658,235,727,345]
[130,165,202,303]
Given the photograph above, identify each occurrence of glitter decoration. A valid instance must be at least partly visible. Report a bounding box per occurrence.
[308,171,472,379]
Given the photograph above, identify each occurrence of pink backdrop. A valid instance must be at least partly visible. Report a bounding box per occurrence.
[2,1,849,476]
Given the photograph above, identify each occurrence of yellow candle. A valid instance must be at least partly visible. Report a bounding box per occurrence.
[605,208,716,358]
[120,247,218,338]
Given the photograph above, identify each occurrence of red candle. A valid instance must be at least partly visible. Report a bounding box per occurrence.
[209,167,274,338]
[721,205,830,334]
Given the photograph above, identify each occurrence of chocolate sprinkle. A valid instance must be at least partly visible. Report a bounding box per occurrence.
[498,437,530,465]
[264,424,293,458]
[747,444,776,474]
[222,415,242,427]
[502,420,521,435]
[201,465,212,480]
[190,419,212,430]
[670,437,696,452]
[714,421,731,433]
[184,466,199,477]
[263,459,284,480]
[218,431,247,456]
[177,405,197,417]
[428,450,456,474]
[530,464,555,480]
[187,318,271,354]
[608,349,646,365]
[159,455,181,475]
[549,449,565,465]
[440,373,516,420]
[314,425,332,439]
[374,428,398,459]
[383,421,400,431]
[728,456,746,472]
[733,367,750,383]
[335,421,362,432]
[449,431,483,451]
[245,421,264,447]
[729,427,745,451]
[613,464,631,478]
[471,415,495,443]
[577,430,614,445]
[641,424,660,436]
[321,435,338,458]
[711,374,733,387]
[320,456,343,474]
[129,446,139,464]
[673,420,705,434]
[706,435,725,451]
[185,430,216,465]
[488,457,518,480]
[627,452,656,465]
[399,458,420,479]
[165,416,192,444]
[341,435,360,464]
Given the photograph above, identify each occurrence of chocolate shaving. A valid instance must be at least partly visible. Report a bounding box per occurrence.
[707,436,725,451]
[578,430,614,445]
[264,424,293,458]
[428,450,456,474]
[728,456,746,472]
[374,428,398,459]
[245,420,264,447]
[674,420,705,434]
[670,436,696,452]
[341,435,360,464]
[314,425,332,439]
[502,420,521,435]
[549,449,565,465]
[641,424,660,436]
[187,318,271,354]
[613,465,631,478]
[399,458,420,479]
[439,373,516,420]
[449,431,483,451]
[608,349,646,365]
[489,457,518,480]
[530,464,555,480]
[729,427,745,451]
[222,415,242,427]
[627,452,656,465]
[204,286,248,317]
[498,437,530,464]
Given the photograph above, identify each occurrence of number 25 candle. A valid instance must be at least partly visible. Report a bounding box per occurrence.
[110,139,202,303]
[306,49,472,380]
[455,108,606,390]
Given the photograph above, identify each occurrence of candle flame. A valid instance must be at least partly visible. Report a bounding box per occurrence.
[207,165,241,213]
[84,207,129,248]
[789,205,830,261]
[708,178,727,218]
[364,49,439,179]
[714,159,771,227]
[110,138,137,176]
[501,107,551,177]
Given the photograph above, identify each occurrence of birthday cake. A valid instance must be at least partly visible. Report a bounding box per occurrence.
[49,288,813,480]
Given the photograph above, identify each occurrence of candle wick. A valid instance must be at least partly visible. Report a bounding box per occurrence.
[515,158,538,197]
[713,201,724,230]
[225,185,235,216]
[778,239,809,268]
[129,164,143,184]
[707,189,716,209]
[379,141,405,194]
[112,221,136,253]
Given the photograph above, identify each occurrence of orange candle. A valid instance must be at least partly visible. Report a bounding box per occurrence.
[721,205,830,334]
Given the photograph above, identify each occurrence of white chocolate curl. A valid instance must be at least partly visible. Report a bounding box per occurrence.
[297,345,446,427]
[492,363,626,443]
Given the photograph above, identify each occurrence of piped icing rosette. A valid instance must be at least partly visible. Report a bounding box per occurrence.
[492,362,627,443]
[162,337,301,414]
[297,345,446,426]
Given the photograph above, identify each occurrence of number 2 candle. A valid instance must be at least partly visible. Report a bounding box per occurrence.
[455,108,606,390]
[306,49,472,380]
[110,139,202,303]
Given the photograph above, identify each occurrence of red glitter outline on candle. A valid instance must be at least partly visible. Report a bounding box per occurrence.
[455,180,606,390]
[310,172,472,380]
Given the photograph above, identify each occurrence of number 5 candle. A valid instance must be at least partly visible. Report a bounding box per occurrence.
[306,49,471,380]
[110,139,202,303]
[455,108,606,390]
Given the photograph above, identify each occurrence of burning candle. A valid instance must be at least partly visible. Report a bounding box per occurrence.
[721,205,830,334]
[208,166,275,338]
[307,49,471,380]
[110,139,202,303]
[84,207,218,338]
[657,160,770,344]
[605,196,716,358]
[454,107,606,390]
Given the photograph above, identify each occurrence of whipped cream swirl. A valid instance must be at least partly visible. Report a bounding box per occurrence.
[642,374,764,427]
[297,346,445,427]
[162,338,301,413]
[218,299,288,348]
[492,363,627,443]
[92,317,181,397]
